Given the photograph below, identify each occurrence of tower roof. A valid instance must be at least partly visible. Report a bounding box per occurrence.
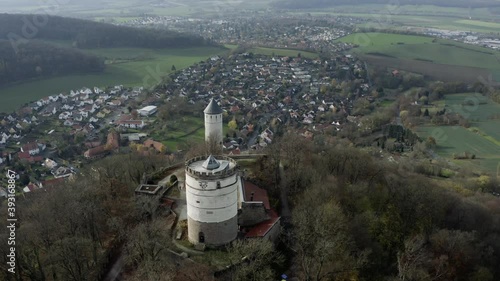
[204,99,223,115]
[201,155,220,170]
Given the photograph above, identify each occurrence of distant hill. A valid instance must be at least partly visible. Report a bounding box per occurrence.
[0,14,212,49]
[274,0,500,9]
[0,40,105,86]
[0,14,214,86]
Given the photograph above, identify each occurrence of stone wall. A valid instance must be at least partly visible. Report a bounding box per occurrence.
[188,215,238,246]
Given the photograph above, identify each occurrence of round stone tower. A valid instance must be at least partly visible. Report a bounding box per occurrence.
[185,155,239,246]
[204,99,223,145]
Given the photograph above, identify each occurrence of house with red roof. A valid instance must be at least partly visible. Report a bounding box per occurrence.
[84,145,108,159]
[143,139,166,153]
[21,141,45,155]
[239,180,281,242]
[244,210,280,241]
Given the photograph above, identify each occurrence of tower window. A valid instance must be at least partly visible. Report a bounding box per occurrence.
[196,200,200,203]
[217,181,221,189]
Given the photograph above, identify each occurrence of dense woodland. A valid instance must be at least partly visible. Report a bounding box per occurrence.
[275,0,500,9]
[0,14,213,49]
[0,40,104,85]
[1,129,499,280]
[0,13,213,85]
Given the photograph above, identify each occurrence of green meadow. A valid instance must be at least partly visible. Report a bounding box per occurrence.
[416,125,500,175]
[443,94,500,143]
[294,4,499,33]
[338,32,500,82]
[416,93,500,175]
[0,46,229,113]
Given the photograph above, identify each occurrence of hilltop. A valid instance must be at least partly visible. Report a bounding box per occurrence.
[0,14,222,98]
[0,13,212,49]
[274,0,500,9]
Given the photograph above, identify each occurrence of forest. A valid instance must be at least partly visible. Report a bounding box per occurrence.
[0,13,214,85]
[0,14,213,49]
[0,40,105,86]
[0,130,499,280]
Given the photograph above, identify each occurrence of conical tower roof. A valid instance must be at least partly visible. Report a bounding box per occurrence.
[204,98,223,114]
[202,155,220,170]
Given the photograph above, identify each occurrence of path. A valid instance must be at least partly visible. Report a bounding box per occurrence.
[102,253,124,281]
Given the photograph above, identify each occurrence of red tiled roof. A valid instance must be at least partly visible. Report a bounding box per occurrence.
[26,183,38,192]
[18,151,31,159]
[22,142,38,151]
[118,114,132,121]
[85,141,102,148]
[18,152,43,163]
[32,156,43,163]
[144,139,165,152]
[245,210,280,238]
[106,131,120,150]
[42,178,65,187]
[244,181,270,210]
[84,145,107,157]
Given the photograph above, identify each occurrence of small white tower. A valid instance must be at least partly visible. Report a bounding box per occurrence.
[185,155,240,246]
[204,99,223,145]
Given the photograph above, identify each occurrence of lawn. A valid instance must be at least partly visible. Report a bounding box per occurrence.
[416,125,500,175]
[0,46,229,113]
[248,47,318,59]
[149,116,205,151]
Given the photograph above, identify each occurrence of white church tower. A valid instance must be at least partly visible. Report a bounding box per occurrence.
[185,155,240,246]
[204,99,223,145]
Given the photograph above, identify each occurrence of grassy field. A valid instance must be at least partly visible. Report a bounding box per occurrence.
[416,93,500,175]
[338,32,500,82]
[0,46,228,113]
[149,116,205,151]
[292,4,500,33]
[416,125,500,175]
[443,93,500,142]
[248,47,318,59]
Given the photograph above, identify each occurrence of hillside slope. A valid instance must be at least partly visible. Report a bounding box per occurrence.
[274,0,500,9]
[0,14,212,49]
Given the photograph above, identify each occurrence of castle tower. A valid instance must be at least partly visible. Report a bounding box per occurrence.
[204,99,223,145]
[185,155,239,246]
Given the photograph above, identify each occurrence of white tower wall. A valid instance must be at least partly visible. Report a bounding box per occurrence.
[204,113,223,144]
[185,156,239,246]
[186,173,238,223]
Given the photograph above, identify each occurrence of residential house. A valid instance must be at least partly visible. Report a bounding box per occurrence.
[118,120,146,129]
[51,166,74,178]
[21,142,45,155]
[44,158,58,169]
[84,146,108,159]
[64,119,75,126]
[143,139,166,153]
[259,128,274,145]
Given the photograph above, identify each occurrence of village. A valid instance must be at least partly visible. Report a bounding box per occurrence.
[122,13,359,55]
[0,49,372,197]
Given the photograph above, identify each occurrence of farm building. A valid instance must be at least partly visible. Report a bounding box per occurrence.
[138,105,158,116]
